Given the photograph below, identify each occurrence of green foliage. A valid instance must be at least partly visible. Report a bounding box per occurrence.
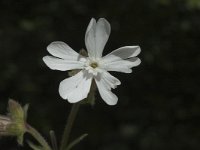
[186,0,200,9]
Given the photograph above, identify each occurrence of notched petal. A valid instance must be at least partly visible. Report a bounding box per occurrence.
[47,41,80,60]
[95,18,111,57]
[59,70,93,103]
[95,77,118,105]
[94,71,119,105]
[85,18,111,58]
[103,46,141,63]
[43,56,85,71]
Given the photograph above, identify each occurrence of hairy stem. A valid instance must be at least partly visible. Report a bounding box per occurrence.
[26,124,52,150]
[60,103,80,150]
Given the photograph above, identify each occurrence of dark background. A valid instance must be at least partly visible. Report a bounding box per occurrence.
[0,0,200,150]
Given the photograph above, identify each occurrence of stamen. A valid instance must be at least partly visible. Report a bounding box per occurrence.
[90,62,98,68]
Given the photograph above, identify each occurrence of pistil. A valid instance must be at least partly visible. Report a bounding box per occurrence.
[90,62,98,68]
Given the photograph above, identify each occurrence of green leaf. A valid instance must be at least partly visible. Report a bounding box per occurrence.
[66,133,88,150]
[49,130,58,150]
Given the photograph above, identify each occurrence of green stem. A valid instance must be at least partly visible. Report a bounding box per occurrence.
[26,124,52,150]
[60,103,80,150]
[50,130,58,150]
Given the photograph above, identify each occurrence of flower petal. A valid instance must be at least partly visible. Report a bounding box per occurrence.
[102,46,141,63]
[85,18,111,58]
[43,56,86,71]
[101,71,121,90]
[95,18,111,58]
[85,18,96,58]
[94,71,119,105]
[102,57,141,73]
[59,70,93,103]
[47,41,81,60]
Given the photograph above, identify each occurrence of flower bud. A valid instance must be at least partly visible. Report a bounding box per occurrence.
[0,115,12,136]
[8,99,27,121]
[0,99,29,145]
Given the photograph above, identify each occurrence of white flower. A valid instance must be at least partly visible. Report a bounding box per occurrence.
[43,18,141,105]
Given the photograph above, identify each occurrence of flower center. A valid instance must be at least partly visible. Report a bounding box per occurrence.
[90,62,98,68]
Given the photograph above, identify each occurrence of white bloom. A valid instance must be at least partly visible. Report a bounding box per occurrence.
[43,18,141,105]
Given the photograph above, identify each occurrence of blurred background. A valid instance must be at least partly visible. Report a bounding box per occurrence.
[0,0,200,150]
